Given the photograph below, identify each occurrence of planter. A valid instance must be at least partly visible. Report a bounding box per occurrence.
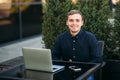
[102,59,120,80]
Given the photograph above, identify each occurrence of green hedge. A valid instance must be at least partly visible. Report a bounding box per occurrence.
[108,3,120,59]
[42,0,120,60]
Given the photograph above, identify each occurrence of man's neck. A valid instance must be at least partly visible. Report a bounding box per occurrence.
[70,30,80,36]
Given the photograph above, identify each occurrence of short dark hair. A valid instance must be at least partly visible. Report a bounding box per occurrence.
[67,9,84,21]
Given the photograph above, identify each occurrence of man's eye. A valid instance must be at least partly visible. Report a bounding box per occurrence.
[76,19,80,22]
[69,19,73,22]
[68,19,80,22]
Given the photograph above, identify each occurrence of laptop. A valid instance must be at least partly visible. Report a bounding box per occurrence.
[22,47,64,73]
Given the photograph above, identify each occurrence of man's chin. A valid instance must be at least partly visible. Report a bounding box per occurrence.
[72,31,79,33]
[71,31,79,33]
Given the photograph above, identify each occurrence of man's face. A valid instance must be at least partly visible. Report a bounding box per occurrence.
[66,14,83,34]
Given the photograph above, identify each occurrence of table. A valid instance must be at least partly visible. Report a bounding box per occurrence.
[53,60,102,80]
[0,56,102,80]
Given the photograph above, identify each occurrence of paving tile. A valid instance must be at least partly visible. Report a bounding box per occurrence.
[0,35,44,63]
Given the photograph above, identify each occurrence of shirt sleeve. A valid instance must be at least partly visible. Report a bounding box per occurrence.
[87,32,103,63]
[52,36,62,60]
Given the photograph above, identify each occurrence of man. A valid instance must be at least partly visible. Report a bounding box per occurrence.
[52,10,102,80]
[52,9,102,63]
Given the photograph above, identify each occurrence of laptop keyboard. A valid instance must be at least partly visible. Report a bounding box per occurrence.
[53,67,57,70]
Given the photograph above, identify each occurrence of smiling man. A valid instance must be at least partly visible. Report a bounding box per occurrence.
[52,9,102,63]
[52,9,102,80]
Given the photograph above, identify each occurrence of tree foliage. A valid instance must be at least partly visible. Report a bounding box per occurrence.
[42,0,120,60]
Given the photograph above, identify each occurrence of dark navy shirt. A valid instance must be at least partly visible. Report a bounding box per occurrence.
[52,29,102,63]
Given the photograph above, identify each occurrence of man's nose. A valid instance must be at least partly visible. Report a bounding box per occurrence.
[73,21,77,24]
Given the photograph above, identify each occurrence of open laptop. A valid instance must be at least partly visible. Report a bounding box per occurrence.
[22,47,64,73]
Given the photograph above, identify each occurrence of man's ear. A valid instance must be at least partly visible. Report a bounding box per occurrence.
[81,20,84,26]
[66,21,68,26]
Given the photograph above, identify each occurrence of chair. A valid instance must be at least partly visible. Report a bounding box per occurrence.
[98,41,105,67]
[96,41,105,80]
[98,41,104,56]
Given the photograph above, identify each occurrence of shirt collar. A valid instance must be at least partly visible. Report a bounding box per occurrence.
[67,29,83,39]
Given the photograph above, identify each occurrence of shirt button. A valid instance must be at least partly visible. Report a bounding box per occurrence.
[76,36,78,39]
[73,48,75,50]
[73,40,75,42]
[73,56,76,58]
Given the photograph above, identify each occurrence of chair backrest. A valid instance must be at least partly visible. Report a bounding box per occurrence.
[98,41,104,56]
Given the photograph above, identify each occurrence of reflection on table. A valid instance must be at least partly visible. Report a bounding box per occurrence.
[25,70,53,80]
[24,60,102,80]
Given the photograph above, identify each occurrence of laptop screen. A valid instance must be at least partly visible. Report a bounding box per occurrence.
[22,47,64,73]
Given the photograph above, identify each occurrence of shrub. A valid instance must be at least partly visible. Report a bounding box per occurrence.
[107,2,120,59]
[42,0,120,60]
